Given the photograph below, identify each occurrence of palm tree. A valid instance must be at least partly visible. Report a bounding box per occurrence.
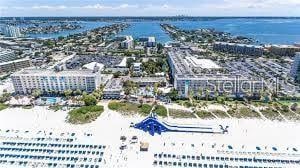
[188,89,194,105]
[198,88,203,100]
[205,89,210,101]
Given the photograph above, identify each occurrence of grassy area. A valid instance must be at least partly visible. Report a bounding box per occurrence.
[49,105,63,112]
[278,100,299,106]
[169,109,195,118]
[211,110,230,118]
[196,111,215,119]
[260,108,283,121]
[0,103,8,111]
[153,105,168,117]
[68,105,104,124]
[175,100,193,108]
[108,101,153,116]
[227,107,260,119]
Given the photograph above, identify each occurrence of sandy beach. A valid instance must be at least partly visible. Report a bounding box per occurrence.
[0,106,299,167]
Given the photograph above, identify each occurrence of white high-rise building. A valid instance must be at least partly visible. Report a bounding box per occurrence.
[291,52,300,83]
[11,68,102,94]
[147,37,156,47]
[120,36,134,49]
[1,25,22,38]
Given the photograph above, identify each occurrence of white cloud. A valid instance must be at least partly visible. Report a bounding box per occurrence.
[1,1,300,16]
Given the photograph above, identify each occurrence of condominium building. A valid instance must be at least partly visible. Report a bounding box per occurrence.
[168,50,264,98]
[133,63,142,74]
[103,78,123,99]
[0,57,31,74]
[0,49,17,63]
[213,42,264,56]
[291,52,300,83]
[120,36,134,49]
[147,37,156,47]
[269,45,300,56]
[1,25,22,37]
[11,68,102,94]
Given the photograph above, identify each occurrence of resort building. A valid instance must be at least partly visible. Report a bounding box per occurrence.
[103,78,123,99]
[147,37,156,47]
[213,42,264,56]
[269,45,300,56]
[0,48,17,63]
[120,36,134,49]
[1,25,22,37]
[11,68,102,94]
[291,52,300,83]
[168,50,264,98]
[0,57,32,74]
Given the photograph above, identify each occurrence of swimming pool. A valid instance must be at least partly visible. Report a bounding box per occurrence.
[46,97,57,104]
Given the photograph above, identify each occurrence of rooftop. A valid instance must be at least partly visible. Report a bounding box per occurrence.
[0,57,30,66]
[83,62,105,71]
[104,78,123,91]
[185,56,221,69]
[12,68,99,77]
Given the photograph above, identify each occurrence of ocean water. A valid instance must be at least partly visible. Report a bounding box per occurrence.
[170,19,300,44]
[24,19,300,44]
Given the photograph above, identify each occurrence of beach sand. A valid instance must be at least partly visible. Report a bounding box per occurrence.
[0,106,299,167]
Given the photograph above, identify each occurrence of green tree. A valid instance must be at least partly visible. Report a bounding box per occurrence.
[32,89,42,98]
[167,89,179,101]
[153,83,159,97]
[64,89,73,98]
[75,89,82,96]
[82,95,97,106]
[113,71,121,78]
[126,57,135,68]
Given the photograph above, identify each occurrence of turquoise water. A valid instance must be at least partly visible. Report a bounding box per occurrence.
[25,19,300,44]
[45,97,57,104]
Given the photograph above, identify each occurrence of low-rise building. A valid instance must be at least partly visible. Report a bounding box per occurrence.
[0,57,32,74]
[11,68,102,94]
[291,52,300,83]
[0,48,17,63]
[129,77,166,87]
[103,78,123,99]
[213,42,264,56]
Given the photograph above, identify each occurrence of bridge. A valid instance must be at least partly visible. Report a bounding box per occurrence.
[134,113,228,136]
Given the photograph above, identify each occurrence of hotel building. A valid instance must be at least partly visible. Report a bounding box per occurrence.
[168,50,264,98]
[213,42,264,56]
[11,68,102,94]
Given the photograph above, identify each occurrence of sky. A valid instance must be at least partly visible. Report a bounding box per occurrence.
[1,0,300,17]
